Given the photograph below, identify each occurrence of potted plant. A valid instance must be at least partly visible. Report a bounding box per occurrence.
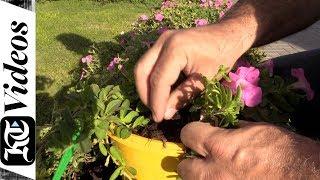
[37,1,315,179]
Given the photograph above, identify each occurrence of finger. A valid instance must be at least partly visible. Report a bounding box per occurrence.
[180,122,228,157]
[134,47,160,106]
[177,158,207,180]
[134,31,175,106]
[164,73,204,120]
[149,42,188,122]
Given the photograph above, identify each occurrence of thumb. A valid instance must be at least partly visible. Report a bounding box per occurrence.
[164,73,204,120]
[180,121,229,157]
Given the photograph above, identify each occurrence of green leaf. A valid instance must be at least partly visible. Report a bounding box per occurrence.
[126,166,137,176]
[96,100,105,111]
[96,119,109,130]
[109,166,123,180]
[132,116,149,129]
[99,142,108,156]
[90,84,100,97]
[95,128,106,140]
[120,126,131,139]
[120,99,130,119]
[108,116,122,125]
[79,137,91,153]
[109,146,125,165]
[99,85,114,100]
[105,99,122,115]
[121,111,139,124]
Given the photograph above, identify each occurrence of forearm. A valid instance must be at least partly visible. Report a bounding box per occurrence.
[220,0,320,47]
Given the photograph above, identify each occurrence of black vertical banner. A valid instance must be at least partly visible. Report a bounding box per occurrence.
[0,0,36,179]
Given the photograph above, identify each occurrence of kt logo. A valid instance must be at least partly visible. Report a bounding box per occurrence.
[1,116,35,165]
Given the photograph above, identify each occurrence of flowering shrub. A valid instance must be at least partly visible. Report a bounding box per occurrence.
[37,0,315,179]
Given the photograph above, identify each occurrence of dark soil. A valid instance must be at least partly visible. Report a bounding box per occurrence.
[137,108,200,143]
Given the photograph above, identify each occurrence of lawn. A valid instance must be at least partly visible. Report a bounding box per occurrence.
[36,0,155,124]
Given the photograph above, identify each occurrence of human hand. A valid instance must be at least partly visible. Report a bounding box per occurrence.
[178,121,320,179]
[134,24,251,122]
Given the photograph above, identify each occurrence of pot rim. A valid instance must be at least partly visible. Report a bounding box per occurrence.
[108,133,185,152]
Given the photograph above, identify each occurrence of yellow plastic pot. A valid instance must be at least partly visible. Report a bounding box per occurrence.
[109,133,185,180]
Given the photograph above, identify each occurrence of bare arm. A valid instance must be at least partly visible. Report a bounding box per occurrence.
[222,0,320,47]
[134,0,320,122]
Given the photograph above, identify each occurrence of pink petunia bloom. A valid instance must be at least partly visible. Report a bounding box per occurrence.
[113,57,121,64]
[223,66,262,107]
[81,55,93,64]
[219,11,225,18]
[155,13,164,22]
[290,68,314,101]
[241,83,263,107]
[214,0,223,8]
[208,0,214,7]
[233,66,260,86]
[260,59,274,76]
[195,19,208,27]
[139,14,149,21]
[200,0,206,3]
[107,61,115,71]
[157,27,169,34]
[226,0,233,9]
[161,0,175,8]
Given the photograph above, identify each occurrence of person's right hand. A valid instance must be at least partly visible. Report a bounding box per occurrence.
[134,23,253,122]
[177,121,320,179]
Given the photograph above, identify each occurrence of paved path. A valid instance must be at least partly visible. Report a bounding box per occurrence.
[260,20,320,59]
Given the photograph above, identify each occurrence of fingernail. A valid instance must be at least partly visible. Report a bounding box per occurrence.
[151,111,160,122]
[164,108,177,120]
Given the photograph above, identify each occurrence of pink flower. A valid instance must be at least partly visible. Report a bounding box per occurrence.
[139,14,148,21]
[113,57,121,64]
[241,83,263,107]
[233,66,260,86]
[219,11,225,18]
[157,27,169,34]
[260,59,274,76]
[226,0,233,9]
[195,19,208,27]
[200,0,213,7]
[155,13,164,22]
[208,0,214,7]
[223,66,262,107]
[290,68,314,101]
[161,1,175,8]
[107,57,121,72]
[214,0,223,8]
[81,55,93,64]
[107,61,115,71]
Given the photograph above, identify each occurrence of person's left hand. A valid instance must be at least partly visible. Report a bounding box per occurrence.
[178,121,320,179]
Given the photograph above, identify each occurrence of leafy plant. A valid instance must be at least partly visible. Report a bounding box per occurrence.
[191,66,244,128]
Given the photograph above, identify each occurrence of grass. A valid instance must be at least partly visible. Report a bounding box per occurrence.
[36,0,154,124]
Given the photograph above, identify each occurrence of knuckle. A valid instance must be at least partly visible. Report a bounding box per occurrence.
[167,33,183,48]
[232,148,250,165]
